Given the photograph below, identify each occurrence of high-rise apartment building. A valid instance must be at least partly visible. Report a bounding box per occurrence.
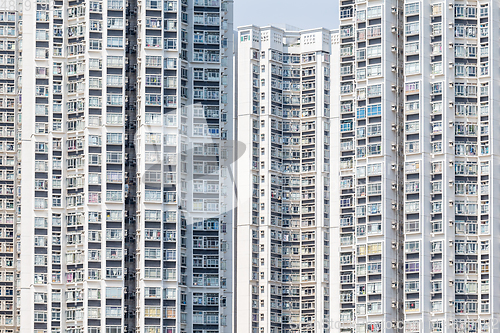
[0,5,21,332]
[134,0,234,332]
[19,0,233,332]
[334,0,499,332]
[236,25,338,333]
[11,0,500,332]
[334,0,402,331]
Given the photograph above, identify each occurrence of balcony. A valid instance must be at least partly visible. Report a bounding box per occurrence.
[340,7,354,19]
[146,0,162,9]
[405,141,420,154]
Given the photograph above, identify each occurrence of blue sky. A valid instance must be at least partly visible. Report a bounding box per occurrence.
[234,0,339,31]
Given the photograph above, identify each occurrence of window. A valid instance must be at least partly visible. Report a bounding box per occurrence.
[367,242,382,254]
[404,241,420,254]
[405,201,419,214]
[365,164,381,176]
[405,280,419,293]
[108,0,123,9]
[105,306,122,317]
[405,121,419,134]
[145,36,162,48]
[366,45,381,58]
[405,262,419,273]
[405,2,419,15]
[431,42,442,55]
[165,38,177,50]
[367,84,381,97]
[356,68,366,80]
[367,6,381,19]
[144,287,161,298]
[106,133,123,144]
[34,311,47,322]
[145,190,162,202]
[145,74,162,86]
[88,307,101,319]
[106,287,122,299]
[105,327,122,333]
[106,113,123,125]
[431,62,443,75]
[405,81,420,94]
[405,141,419,154]
[405,61,420,75]
[106,191,122,202]
[107,94,123,105]
[106,268,122,279]
[367,64,381,77]
[107,74,123,87]
[432,23,442,36]
[405,22,419,35]
[107,17,123,29]
[356,107,366,119]
[340,6,353,18]
[34,292,47,303]
[89,39,102,50]
[367,104,381,117]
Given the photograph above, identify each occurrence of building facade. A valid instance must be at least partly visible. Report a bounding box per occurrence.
[400,1,499,331]
[134,0,234,332]
[236,25,337,333]
[335,0,402,331]
[0,5,20,333]
[334,0,500,332]
[11,0,500,332]
[19,0,234,332]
